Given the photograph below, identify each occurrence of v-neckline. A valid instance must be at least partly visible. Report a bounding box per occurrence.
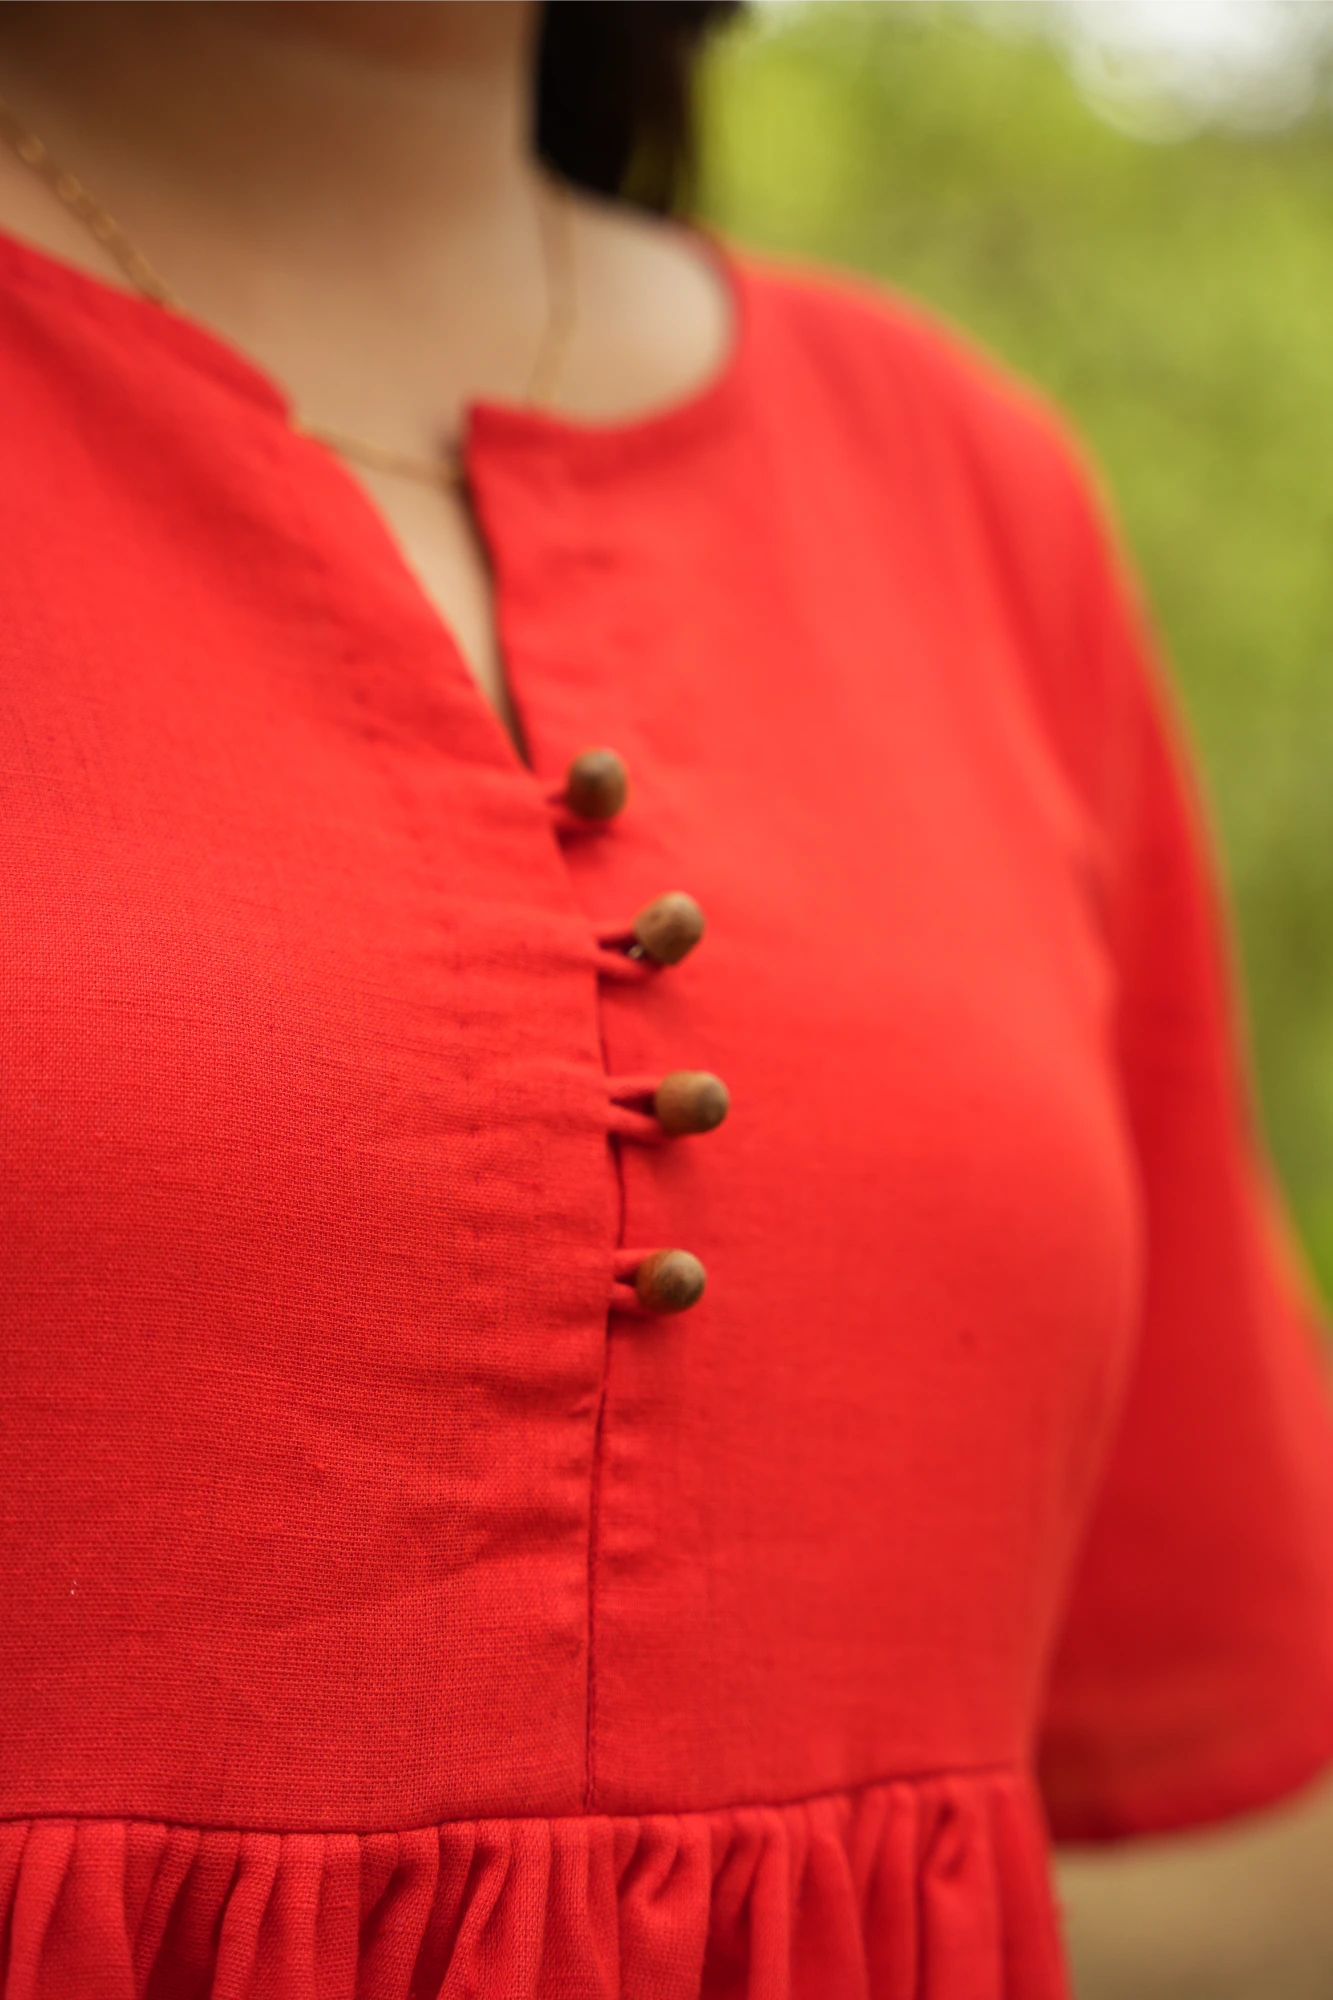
[0,215,751,790]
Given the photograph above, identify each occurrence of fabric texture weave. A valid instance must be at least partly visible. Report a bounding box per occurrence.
[2,229,1333,1998]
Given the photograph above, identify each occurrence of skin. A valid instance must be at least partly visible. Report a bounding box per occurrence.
[0,6,1330,1991]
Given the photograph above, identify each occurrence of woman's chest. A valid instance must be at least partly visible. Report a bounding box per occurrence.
[0,444,1142,1459]
[0,412,1144,1815]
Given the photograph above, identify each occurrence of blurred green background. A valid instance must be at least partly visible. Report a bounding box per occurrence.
[699,2,1333,1301]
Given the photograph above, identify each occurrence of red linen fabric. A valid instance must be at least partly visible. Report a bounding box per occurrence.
[0,1773,1063,2000]
[1,227,1332,1998]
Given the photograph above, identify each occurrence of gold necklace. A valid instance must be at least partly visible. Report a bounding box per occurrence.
[0,93,578,492]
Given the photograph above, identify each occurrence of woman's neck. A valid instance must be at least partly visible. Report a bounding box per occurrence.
[0,2,539,260]
[0,0,730,439]
[0,2,560,424]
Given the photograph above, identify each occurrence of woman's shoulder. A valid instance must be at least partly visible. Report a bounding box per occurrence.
[734,252,1148,818]
[744,253,1123,628]
[735,249,1093,518]
[561,190,1087,524]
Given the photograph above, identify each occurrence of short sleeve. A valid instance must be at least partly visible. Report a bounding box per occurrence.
[1034,462,1333,1843]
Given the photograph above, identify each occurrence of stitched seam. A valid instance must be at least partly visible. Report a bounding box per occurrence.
[0,1762,1037,1839]
[584,1115,627,1814]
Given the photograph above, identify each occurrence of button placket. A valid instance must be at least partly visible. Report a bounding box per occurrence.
[548,750,722,1317]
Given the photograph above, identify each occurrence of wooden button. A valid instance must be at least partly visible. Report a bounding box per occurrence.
[632,892,705,966]
[634,1249,707,1314]
[654,1071,730,1136]
[564,748,628,821]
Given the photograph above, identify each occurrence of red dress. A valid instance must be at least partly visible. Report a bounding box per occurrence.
[2,227,1333,2000]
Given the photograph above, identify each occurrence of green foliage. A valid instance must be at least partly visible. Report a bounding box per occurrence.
[700,2,1333,1299]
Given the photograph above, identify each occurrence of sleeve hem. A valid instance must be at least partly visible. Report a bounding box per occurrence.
[1048,1705,1333,1846]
